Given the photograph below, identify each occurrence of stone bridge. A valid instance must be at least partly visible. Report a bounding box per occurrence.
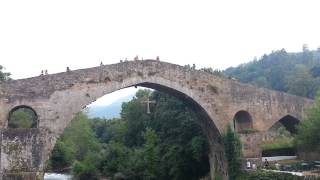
[0,60,314,179]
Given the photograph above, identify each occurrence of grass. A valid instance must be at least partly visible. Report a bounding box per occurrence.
[237,128,259,134]
[261,138,294,151]
[261,138,296,156]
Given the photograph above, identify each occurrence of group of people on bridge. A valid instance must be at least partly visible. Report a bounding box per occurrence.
[39,56,161,76]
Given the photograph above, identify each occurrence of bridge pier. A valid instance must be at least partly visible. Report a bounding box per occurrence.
[238,131,263,168]
[0,128,53,180]
[208,145,228,180]
[239,131,262,158]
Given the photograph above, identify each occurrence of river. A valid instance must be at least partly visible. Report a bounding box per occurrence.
[44,173,72,180]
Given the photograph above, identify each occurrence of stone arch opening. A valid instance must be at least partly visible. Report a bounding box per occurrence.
[8,105,38,128]
[233,110,253,132]
[262,115,300,157]
[278,115,300,134]
[48,82,227,179]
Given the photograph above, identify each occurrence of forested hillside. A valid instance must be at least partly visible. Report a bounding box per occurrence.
[225,47,320,98]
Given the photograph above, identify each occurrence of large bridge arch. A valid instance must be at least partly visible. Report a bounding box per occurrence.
[41,76,228,179]
[0,60,314,179]
[43,76,223,138]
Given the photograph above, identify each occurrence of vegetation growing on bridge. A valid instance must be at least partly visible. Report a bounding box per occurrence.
[222,125,242,180]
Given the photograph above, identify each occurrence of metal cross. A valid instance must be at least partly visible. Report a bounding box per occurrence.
[141,95,156,114]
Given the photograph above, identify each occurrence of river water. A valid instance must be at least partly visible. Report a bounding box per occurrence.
[44,173,71,180]
[42,156,302,179]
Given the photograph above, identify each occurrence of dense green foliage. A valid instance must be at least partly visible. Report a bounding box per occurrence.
[222,125,242,180]
[0,65,10,81]
[261,138,295,157]
[225,48,320,98]
[295,93,320,151]
[49,90,210,179]
[48,112,101,180]
[239,170,304,180]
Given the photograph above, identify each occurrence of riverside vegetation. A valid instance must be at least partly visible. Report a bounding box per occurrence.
[48,90,210,180]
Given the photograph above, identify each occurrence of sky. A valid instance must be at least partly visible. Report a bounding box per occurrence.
[1,0,320,105]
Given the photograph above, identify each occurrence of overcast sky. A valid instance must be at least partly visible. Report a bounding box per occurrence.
[1,0,320,106]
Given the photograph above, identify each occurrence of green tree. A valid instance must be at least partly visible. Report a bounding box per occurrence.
[295,93,320,151]
[287,64,317,98]
[97,90,210,179]
[121,89,152,147]
[48,112,101,173]
[51,89,210,179]
[142,127,160,179]
[222,125,242,180]
[73,153,100,180]
[149,91,210,180]
[100,141,131,176]
[62,113,101,161]
[49,141,73,170]
[91,118,127,144]
[0,65,11,81]
[224,47,320,98]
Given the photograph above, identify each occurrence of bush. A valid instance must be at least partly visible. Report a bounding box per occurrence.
[49,141,73,171]
[237,128,258,134]
[295,94,320,152]
[262,147,295,157]
[240,170,304,180]
[73,153,99,180]
[222,125,242,180]
[262,138,295,156]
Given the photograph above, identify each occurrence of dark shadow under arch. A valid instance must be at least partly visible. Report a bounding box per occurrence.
[277,115,300,134]
[233,110,253,132]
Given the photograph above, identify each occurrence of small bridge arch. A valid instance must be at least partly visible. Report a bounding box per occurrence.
[233,110,253,132]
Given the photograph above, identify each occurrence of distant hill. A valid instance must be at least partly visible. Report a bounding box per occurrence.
[224,48,320,98]
[88,94,134,119]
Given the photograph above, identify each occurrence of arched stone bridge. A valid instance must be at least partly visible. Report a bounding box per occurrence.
[0,60,314,179]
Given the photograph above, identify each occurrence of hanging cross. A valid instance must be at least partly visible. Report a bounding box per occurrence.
[141,94,156,114]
